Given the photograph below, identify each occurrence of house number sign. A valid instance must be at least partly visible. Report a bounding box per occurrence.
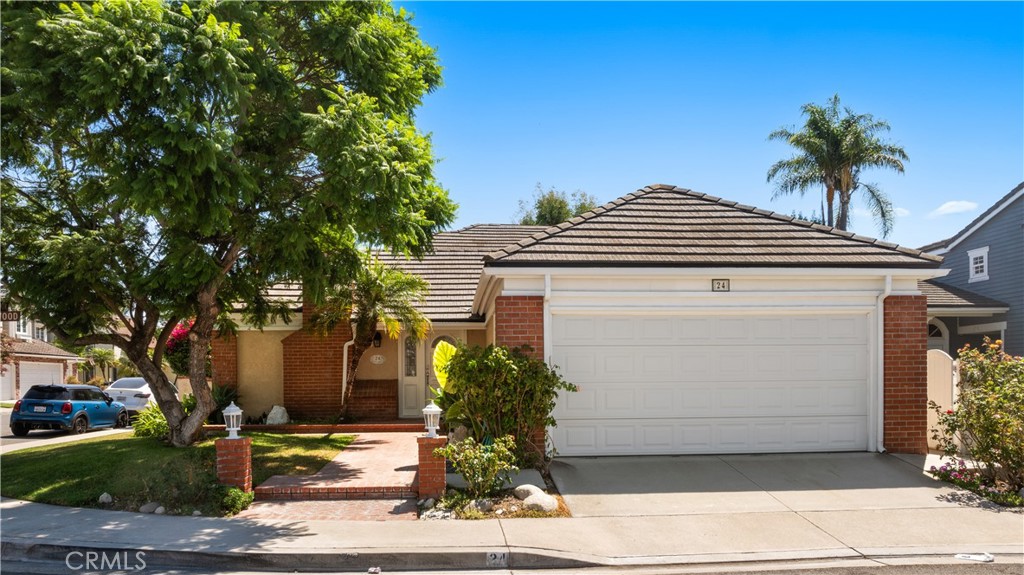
[711,279,730,292]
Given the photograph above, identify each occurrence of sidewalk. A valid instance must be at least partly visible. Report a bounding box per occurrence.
[2,494,1021,572]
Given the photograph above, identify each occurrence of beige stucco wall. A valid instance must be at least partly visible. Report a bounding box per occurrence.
[354,336,399,380]
[466,329,486,347]
[236,330,289,417]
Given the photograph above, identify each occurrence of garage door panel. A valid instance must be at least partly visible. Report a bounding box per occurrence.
[554,380,867,420]
[552,313,871,455]
[552,417,868,456]
[19,362,64,388]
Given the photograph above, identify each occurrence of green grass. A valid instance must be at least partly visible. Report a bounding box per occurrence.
[0,432,354,516]
[0,401,15,408]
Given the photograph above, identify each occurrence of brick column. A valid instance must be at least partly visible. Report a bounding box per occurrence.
[494,295,544,359]
[883,295,929,454]
[210,332,238,388]
[417,436,448,500]
[216,437,253,492]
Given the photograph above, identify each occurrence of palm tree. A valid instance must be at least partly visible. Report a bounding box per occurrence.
[767,94,908,237]
[84,347,116,382]
[310,252,431,412]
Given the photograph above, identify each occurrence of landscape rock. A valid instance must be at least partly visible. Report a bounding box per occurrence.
[523,491,558,513]
[139,502,160,514]
[266,405,289,425]
[420,507,452,520]
[154,506,166,515]
[1019,487,1024,499]
[514,484,544,500]
[468,498,494,513]
[449,425,470,444]
[422,498,435,509]
[98,493,112,504]
[192,510,202,516]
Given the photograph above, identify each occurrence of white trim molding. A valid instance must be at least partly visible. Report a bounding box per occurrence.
[967,246,989,283]
[958,321,1007,335]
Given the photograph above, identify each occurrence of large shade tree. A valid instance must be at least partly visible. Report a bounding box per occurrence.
[310,252,430,414]
[1,0,455,445]
[517,183,599,226]
[766,94,908,237]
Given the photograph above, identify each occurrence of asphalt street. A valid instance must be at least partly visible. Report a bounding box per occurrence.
[1,559,1020,575]
[0,408,132,452]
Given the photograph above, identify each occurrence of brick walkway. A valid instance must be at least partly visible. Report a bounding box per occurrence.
[254,432,420,501]
[236,498,418,521]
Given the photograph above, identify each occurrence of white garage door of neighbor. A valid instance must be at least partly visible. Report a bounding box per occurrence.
[19,362,64,389]
[551,314,870,456]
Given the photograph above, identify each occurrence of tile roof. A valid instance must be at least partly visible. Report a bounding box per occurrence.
[379,224,547,321]
[10,339,81,360]
[918,181,1024,253]
[485,184,943,268]
[919,280,1009,310]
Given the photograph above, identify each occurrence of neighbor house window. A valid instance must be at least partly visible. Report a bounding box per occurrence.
[15,315,29,336]
[967,246,989,283]
[34,326,47,341]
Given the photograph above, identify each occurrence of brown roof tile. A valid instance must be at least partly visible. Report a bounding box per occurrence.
[379,224,547,321]
[10,339,80,360]
[919,280,1009,310]
[486,185,943,268]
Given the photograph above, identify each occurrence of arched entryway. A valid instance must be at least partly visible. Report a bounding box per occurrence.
[927,318,950,354]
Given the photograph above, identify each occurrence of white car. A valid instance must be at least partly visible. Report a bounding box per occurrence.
[107,377,158,416]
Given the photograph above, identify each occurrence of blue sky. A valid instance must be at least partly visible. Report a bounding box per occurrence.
[396,1,1023,249]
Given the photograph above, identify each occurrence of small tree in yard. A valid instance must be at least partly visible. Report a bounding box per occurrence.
[1,1,455,446]
[931,339,1024,491]
[309,252,431,413]
[432,342,577,465]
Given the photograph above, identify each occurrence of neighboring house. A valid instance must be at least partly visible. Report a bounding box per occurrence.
[213,184,946,455]
[1,313,82,401]
[920,182,1023,356]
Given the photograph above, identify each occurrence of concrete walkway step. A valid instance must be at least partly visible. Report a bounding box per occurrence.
[254,432,419,502]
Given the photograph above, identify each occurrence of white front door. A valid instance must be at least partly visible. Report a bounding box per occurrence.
[550,313,871,456]
[399,330,465,418]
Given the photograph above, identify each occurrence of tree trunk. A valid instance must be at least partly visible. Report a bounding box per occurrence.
[342,338,371,417]
[836,189,853,231]
[825,185,836,227]
[167,288,220,447]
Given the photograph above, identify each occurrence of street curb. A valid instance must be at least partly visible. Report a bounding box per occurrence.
[1,539,597,571]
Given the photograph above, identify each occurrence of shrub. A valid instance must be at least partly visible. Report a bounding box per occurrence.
[64,374,81,384]
[86,375,106,388]
[208,384,240,424]
[132,404,169,438]
[433,343,577,464]
[164,320,211,378]
[220,486,254,515]
[929,459,1023,507]
[133,394,197,438]
[435,435,519,499]
[930,338,1024,491]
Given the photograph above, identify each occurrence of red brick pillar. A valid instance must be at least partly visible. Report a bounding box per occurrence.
[216,437,253,492]
[883,295,929,454]
[417,436,448,500]
[494,295,544,359]
[210,332,238,388]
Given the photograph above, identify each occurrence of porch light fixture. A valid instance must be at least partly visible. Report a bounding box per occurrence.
[422,401,442,438]
[223,402,243,439]
[372,331,382,348]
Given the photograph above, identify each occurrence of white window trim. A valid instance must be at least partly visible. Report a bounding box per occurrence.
[967,246,989,283]
[15,315,30,336]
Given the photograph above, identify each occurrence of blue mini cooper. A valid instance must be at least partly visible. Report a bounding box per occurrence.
[10,384,129,436]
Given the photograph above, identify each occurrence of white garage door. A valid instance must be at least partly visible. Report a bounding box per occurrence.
[19,362,64,389]
[550,314,870,455]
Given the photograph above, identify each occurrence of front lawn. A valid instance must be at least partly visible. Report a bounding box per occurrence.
[0,432,354,516]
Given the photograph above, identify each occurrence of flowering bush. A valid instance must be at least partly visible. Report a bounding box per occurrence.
[928,459,1023,507]
[930,338,1024,493]
[164,320,210,377]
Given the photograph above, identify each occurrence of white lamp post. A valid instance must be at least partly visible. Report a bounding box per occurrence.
[422,401,442,438]
[223,401,243,439]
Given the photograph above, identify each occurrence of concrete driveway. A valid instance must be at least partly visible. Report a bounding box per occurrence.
[547,452,1024,561]
[551,452,965,517]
